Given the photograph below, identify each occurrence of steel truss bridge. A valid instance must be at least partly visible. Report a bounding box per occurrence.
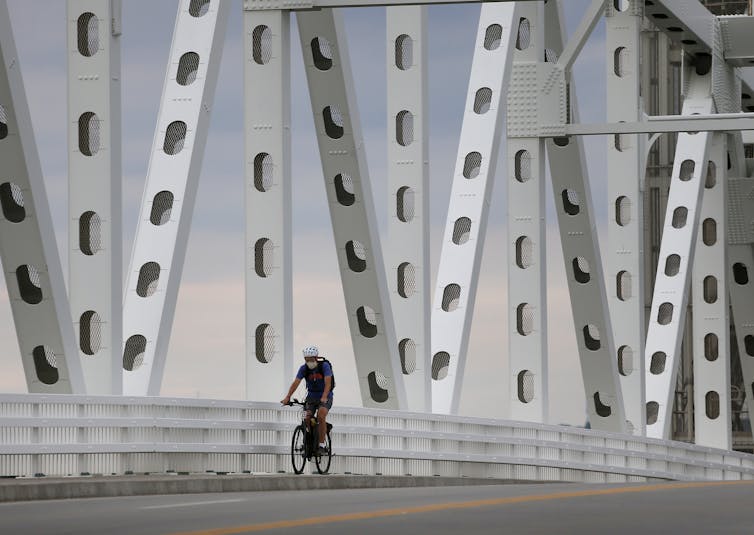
[2,0,754,479]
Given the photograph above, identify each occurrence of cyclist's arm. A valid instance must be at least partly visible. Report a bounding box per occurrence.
[321,376,332,402]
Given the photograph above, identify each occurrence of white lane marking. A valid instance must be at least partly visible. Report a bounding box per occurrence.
[142,498,246,510]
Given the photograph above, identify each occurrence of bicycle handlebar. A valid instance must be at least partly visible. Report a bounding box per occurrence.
[284,398,322,407]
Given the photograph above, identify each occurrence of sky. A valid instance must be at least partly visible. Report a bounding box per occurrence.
[0,0,609,425]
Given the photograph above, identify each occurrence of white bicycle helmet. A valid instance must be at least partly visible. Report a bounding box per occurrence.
[302,345,319,358]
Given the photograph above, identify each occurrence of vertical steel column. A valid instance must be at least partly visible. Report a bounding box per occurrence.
[0,2,84,393]
[431,3,518,414]
[605,0,645,434]
[296,9,406,409]
[506,3,547,422]
[645,73,713,440]
[692,132,731,449]
[243,8,292,401]
[67,0,122,395]
[122,0,229,395]
[386,6,429,411]
[543,1,626,433]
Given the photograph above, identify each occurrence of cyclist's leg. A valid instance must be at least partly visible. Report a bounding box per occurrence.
[317,398,332,445]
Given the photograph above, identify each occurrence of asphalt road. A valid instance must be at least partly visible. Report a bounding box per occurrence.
[2,480,754,534]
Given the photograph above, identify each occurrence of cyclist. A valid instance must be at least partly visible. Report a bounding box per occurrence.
[281,345,333,456]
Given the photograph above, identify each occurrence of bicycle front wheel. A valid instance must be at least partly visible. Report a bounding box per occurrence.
[315,431,332,474]
[291,425,307,474]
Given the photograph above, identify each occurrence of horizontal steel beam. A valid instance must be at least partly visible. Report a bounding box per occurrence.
[243,0,531,9]
[561,114,754,136]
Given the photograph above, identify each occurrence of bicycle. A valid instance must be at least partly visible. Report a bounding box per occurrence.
[285,399,332,474]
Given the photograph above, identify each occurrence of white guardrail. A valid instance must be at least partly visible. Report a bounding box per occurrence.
[1,394,753,482]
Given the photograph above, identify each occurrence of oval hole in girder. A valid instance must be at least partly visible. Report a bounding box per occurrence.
[395,34,413,70]
[323,106,344,139]
[254,238,274,278]
[188,0,210,17]
[345,240,367,273]
[452,217,472,245]
[594,392,612,417]
[561,189,580,216]
[617,270,632,301]
[746,335,754,357]
[396,110,414,146]
[356,306,378,338]
[517,370,534,403]
[78,112,100,156]
[672,206,688,228]
[150,190,174,226]
[514,150,530,182]
[733,263,750,285]
[646,401,659,425]
[516,303,533,336]
[515,236,533,269]
[702,218,717,246]
[335,174,355,207]
[16,264,42,304]
[650,351,667,374]
[77,12,99,57]
[464,152,482,179]
[255,323,275,363]
[572,257,590,284]
[397,262,416,298]
[79,211,101,256]
[583,324,601,351]
[657,302,674,325]
[367,371,390,403]
[136,262,160,297]
[614,46,628,77]
[163,121,187,155]
[706,161,717,188]
[665,254,681,277]
[399,338,416,375]
[253,153,273,192]
[473,87,492,114]
[516,18,530,50]
[484,24,502,50]
[705,333,719,362]
[679,159,695,181]
[176,52,200,85]
[123,334,146,371]
[396,186,414,221]
[0,103,7,139]
[79,310,102,356]
[431,352,450,380]
[705,391,720,419]
[0,182,25,223]
[311,36,332,70]
[618,346,633,376]
[703,275,718,303]
[615,196,631,226]
[32,345,58,385]
[442,284,461,312]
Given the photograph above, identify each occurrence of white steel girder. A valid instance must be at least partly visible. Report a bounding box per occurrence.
[386,6,430,412]
[605,0,645,434]
[67,0,123,395]
[543,0,626,432]
[506,2,546,422]
[243,9,293,401]
[725,133,754,443]
[645,72,714,440]
[122,0,229,395]
[430,2,518,415]
[692,132,731,449]
[0,2,84,394]
[296,9,407,409]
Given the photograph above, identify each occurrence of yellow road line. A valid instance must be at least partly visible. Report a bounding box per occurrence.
[167,480,754,535]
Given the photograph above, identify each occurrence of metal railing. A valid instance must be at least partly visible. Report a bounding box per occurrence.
[1,394,753,482]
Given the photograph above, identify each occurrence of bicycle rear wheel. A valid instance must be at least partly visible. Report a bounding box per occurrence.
[314,431,332,474]
[291,425,307,474]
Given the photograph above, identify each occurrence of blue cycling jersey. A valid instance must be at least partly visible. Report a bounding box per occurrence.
[296,361,333,399]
